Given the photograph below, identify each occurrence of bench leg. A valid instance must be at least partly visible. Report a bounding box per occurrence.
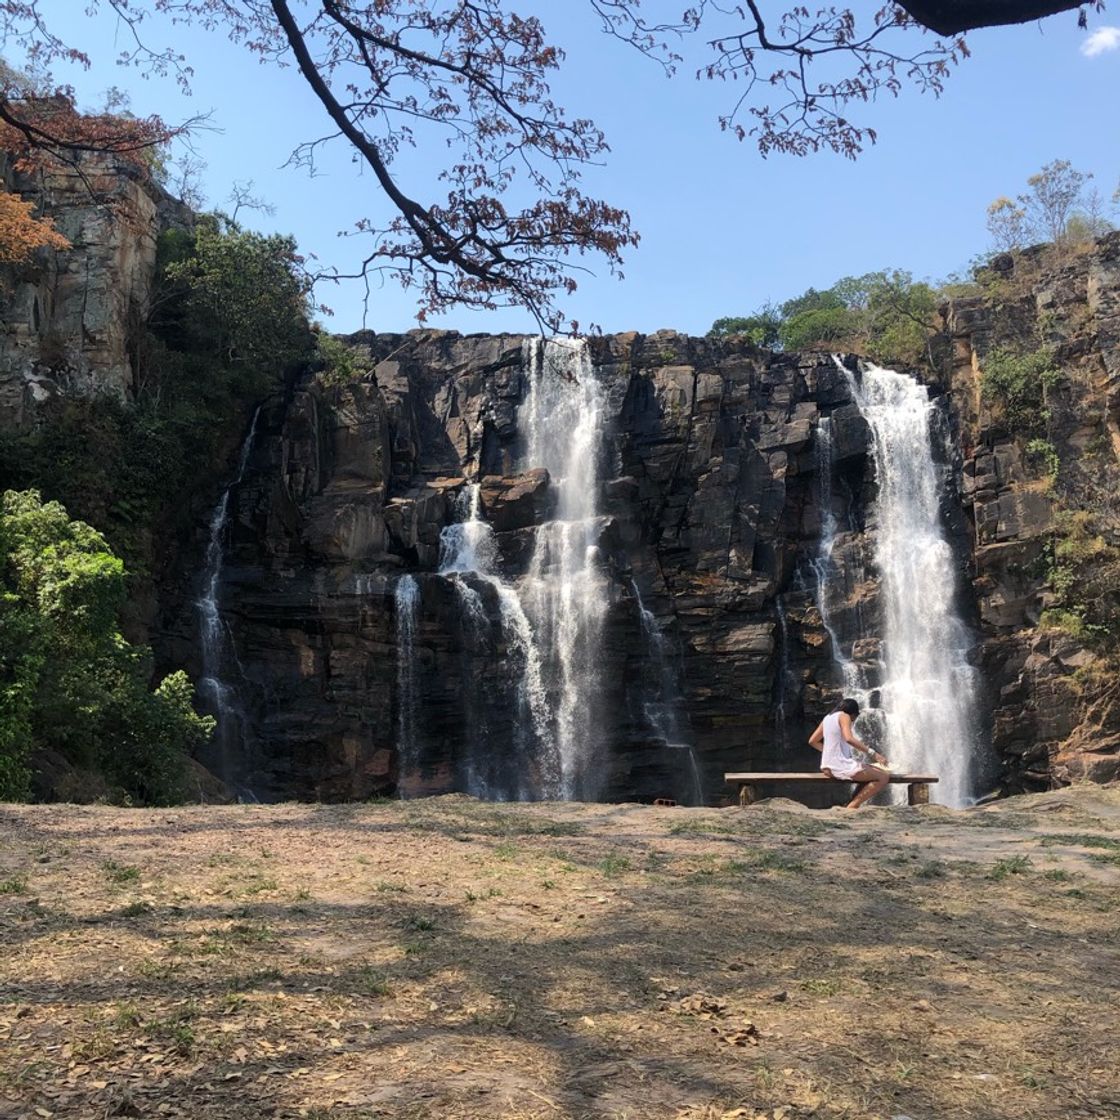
[907,783,930,806]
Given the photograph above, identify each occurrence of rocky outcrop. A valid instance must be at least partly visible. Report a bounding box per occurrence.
[943,232,1120,790]
[0,152,190,429]
[478,469,552,531]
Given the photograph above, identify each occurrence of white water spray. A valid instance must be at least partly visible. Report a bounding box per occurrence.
[438,483,554,797]
[635,589,704,805]
[809,415,865,697]
[520,338,611,800]
[196,407,260,779]
[394,574,420,796]
[842,360,979,806]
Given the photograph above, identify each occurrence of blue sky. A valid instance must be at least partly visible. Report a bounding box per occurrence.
[9,3,1120,335]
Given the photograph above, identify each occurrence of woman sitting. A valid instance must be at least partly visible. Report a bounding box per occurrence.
[808,698,891,810]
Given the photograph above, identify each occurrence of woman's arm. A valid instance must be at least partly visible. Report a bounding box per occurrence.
[808,721,824,752]
[839,712,887,764]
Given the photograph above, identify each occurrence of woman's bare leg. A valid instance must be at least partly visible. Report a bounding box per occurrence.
[845,765,890,809]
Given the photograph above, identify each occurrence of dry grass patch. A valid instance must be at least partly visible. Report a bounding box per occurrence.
[1,789,1118,1119]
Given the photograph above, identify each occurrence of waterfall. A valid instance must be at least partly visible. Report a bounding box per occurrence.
[438,484,554,799]
[196,407,260,784]
[394,574,420,797]
[842,360,979,806]
[634,588,704,805]
[774,594,793,752]
[406,336,692,804]
[809,414,865,697]
[520,337,611,800]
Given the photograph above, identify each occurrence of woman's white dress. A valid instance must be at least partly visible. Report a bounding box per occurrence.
[820,711,864,780]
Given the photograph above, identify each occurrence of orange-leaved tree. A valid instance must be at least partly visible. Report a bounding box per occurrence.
[0,185,69,264]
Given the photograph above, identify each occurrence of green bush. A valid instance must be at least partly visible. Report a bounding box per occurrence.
[1025,437,1060,481]
[1041,510,1120,649]
[0,490,214,803]
[315,331,374,387]
[979,346,1062,434]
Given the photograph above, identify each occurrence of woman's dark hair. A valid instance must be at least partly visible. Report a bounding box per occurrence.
[836,698,860,718]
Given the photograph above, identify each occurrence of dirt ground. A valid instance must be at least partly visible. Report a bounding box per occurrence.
[2,788,1119,1120]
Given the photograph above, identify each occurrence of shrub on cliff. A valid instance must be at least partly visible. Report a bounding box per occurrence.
[156,214,313,384]
[315,330,376,387]
[1041,510,1120,649]
[979,346,1062,435]
[0,490,214,804]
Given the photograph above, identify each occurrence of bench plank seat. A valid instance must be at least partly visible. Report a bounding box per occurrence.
[724,772,938,783]
[725,771,938,807]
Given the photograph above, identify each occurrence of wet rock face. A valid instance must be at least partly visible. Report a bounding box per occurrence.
[478,469,552,532]
[199,332,886,803]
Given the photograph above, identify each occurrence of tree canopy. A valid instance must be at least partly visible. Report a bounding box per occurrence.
[0,184,68,264]
[987,160,1117,253]
[0,1,1100,328]
[710,269,939,366]
[0,490,213,802]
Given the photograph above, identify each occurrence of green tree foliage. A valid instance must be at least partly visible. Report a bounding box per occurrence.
[158,214,312,376]
[709,270,939,366]
[778,285,860,351]
[0,214,314,573]
[0,491,213,803]
[864,272,939,366]
[978,346,1062,435]
[707,305,782,347]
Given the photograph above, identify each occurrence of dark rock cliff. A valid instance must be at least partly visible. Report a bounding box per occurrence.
[173,330,963,803]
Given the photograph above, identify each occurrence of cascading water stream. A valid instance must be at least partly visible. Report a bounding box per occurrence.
[520,338,612,800]
[634,590,704,805]
[196,407,260,784]
[394,574,420,796]
[839,359,979,806]
[438,483,554,799]
[397,337,694,805]
[809,415,865,698]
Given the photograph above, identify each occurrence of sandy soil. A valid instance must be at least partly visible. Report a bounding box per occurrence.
[2,788,1119,1120]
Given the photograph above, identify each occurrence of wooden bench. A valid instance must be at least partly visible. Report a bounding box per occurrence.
[725,771,939,808]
